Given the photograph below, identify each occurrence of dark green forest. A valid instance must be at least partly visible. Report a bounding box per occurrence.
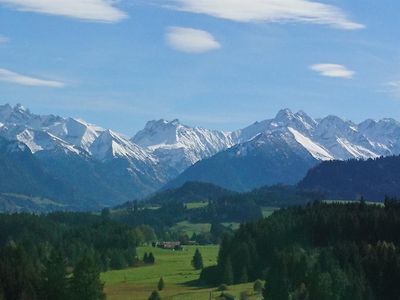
[201,199,400,300]
[0,212,152,299]
[299,155,400,201]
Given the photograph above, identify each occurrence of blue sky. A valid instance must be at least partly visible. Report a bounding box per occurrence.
[0,0,400,135]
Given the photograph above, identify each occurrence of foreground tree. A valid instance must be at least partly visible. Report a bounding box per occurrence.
[41,249,69,300]
[148,252,155,264]
[70,255,105,300]
[192,248,204,270]
[158,277,165,291]
[148,290,162,300]
[253,280,263,294]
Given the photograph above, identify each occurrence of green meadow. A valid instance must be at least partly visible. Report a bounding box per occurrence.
[102,245,263,300]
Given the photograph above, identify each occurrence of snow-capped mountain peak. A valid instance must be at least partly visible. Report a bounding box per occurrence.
[133,119,235,173]
[46,117,104,151]
[90,129,155,163]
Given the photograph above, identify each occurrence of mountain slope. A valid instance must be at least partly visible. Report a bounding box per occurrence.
[165,130,319,191]
[0,105,171,210]
[299,155,400,201]
[164,108,400,191]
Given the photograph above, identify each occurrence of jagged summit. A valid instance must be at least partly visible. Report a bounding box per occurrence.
[133,118,235,173]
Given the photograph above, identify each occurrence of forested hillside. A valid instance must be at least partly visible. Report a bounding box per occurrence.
[0,212,153,299]
[202,200,400,300]
[144,181,236,204]
[299,155,400,201]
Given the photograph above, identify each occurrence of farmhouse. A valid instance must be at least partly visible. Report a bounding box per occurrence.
[157,241,182,250]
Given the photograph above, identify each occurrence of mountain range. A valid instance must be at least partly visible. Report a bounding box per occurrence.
[1,103,400,211]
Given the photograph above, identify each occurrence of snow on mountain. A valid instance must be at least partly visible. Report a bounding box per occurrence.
[288,127,333,161]
[90,129,156,163]
[358,118,400,154]
[0,123,82,155]
[234,109,396,162]
[236,109,318,142]
[0,104,97,153]
[46,118,104,152]
[132,119,235,172]
[3,103,400,197]
[166,128,320,191]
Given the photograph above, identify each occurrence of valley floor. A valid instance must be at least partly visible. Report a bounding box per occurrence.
[102,245,262,300]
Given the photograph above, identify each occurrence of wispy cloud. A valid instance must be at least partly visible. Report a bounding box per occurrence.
[166,27,221,53]
[310,64,355,79]
[384,81,400,99]
[0,35,9,44]
[168,0,364,30]
[0,0,127,23]
[0,68,65,87]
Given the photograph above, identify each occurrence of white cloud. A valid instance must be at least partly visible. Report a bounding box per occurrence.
[384,81,400,98]
[0,35,9,44]
[0,68,65,87]
[310,64,355,79]
[0,0,127,23]
[168,0,364,30]
[166,27,221,53]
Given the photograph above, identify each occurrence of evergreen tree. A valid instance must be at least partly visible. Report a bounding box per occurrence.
[192,248,204,270]
[148,290,162,300]
[158,277,165,291]
[238,266,248,283]
[148,252,155,264]
[253,280,263,293]
[264,276,289,300]
[41,249,69,300]
[70,255,105,300]
[109,250,127,270]
[222,257,234,285]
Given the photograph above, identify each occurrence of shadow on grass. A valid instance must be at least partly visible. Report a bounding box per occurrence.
[178,279,216,290]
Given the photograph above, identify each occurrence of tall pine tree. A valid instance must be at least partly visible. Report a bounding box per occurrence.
[70,255,105,300]
[192,249,204,270]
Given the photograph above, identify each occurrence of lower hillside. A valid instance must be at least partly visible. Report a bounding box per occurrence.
[202,200,400,300]
[299,155,400,201]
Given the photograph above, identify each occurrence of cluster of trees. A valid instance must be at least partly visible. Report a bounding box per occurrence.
[0,245,105,300]
[143,252,155,264]
[0,211,153,299]
[201,200,400,300]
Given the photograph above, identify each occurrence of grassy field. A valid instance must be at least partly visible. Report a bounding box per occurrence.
[102,245,263,300]
[170,221,212,236]
[185,201,209,209]
[261,207,279,218]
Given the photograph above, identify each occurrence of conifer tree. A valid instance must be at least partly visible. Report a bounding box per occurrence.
[222,257,234,285]
[148,252,155,264]
[41,249,69,300]
[70,255,105,300]
[158,277,165,291]
[148,290,162,300]
[192,248,204,270]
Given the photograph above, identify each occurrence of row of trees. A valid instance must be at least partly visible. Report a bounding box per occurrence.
[201,200,400,300]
